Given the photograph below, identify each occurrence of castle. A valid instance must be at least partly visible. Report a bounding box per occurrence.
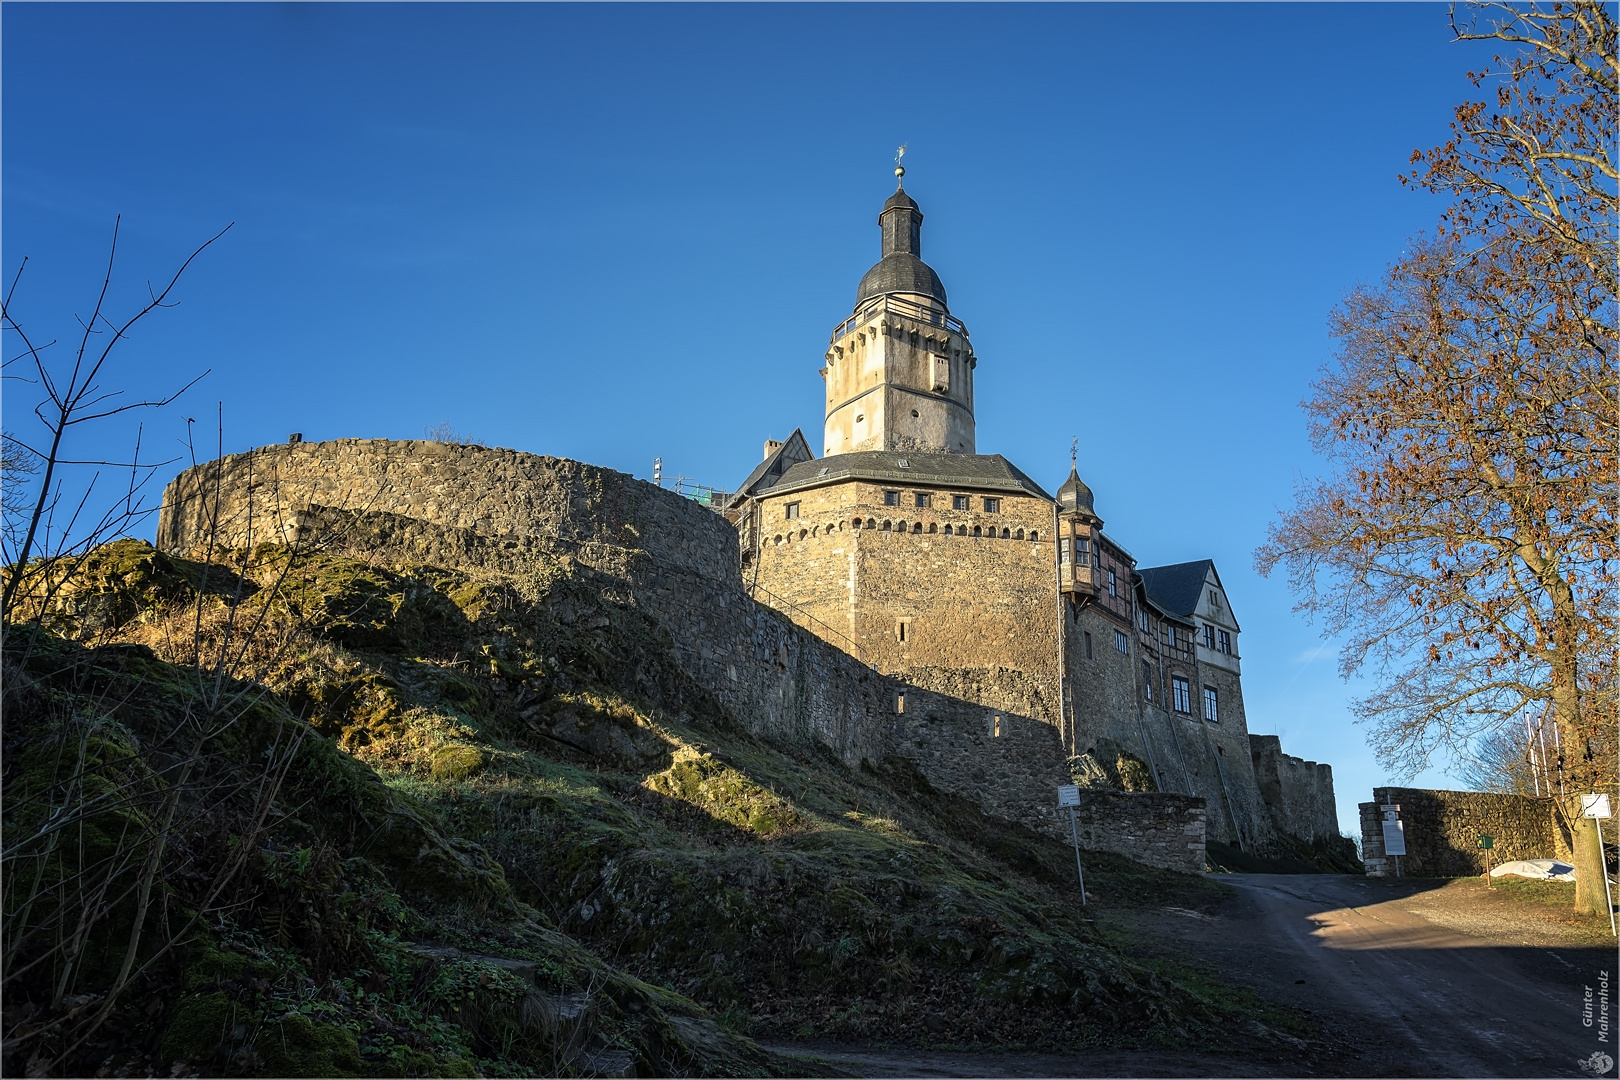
[153,172,1341,871]
[725,169,1338,852]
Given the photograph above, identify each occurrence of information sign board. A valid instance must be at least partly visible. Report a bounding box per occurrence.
[1581,794,1613,819]
[1382,818,1407,856]
[1057,785,1080,808]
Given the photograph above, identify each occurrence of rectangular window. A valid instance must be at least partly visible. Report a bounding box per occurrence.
[1138,609,1149,633]
[1143,660,1154,702]
[896,692,906,715]
[1218,629,1232,654]
[784,502,800,519]
[1107,569,1117,597]
[1203,623,1216,649]
[1114,630,1129,655]
[896,620,908,643]
[983,497,1001,513]
[1203,686,1219,723]
[1077,537,1091,560]
[952,494,970,511]
[884,490,900,507]
[915,492,931,509]
[1167,625,1177,649]
[1172,676,1191,714]
[1084,631,1093,659]
[1060,540,1070,564]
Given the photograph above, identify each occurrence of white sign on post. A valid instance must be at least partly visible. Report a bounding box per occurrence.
[1057,785,1081,808]
[1581,794,1613,819]
[1382,817,1407,856]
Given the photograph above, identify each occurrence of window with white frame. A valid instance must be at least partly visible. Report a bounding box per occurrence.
[1107,569,1117,597]
[1203,623,1216,649]
[1142,660,1154,702]
[1114,629,1129,655]
[1172,676,1191,714]
[1203,686,1219,722]
[1218,629,1232,654]
[1138,609,1150,633]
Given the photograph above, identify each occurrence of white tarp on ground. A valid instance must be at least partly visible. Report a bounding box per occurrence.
[1489,859,1576,881]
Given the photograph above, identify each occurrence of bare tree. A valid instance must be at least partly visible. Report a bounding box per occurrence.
[1,216,230,625]
[1257,2,1617,912]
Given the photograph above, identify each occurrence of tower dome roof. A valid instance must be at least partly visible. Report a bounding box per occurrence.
[1057,465,1097,518]
[856,255,947,307]
[854,182,948,308]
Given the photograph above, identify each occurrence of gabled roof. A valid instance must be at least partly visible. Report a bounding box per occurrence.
[727,430,814,509]
[1137,560,1216,620]
[762,450,1052,501]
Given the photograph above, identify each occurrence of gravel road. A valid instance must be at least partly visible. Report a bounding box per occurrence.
[770,873,1615,1078]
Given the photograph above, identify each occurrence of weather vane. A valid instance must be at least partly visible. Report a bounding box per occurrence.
[894,143,907,185]
[1070,436,1079,467]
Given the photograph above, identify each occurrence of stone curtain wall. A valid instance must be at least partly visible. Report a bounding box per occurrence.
[1358,786,1568,877]
[1249,735,1340,843]
[157,440,1209,873]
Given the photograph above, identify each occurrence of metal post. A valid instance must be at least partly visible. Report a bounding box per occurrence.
[1068,805,1088,906]
[1598,817,1618,938]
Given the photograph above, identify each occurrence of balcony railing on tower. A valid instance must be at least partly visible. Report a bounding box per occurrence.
[830,294,968,344]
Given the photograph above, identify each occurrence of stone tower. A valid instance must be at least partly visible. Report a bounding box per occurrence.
[821,174,977,456]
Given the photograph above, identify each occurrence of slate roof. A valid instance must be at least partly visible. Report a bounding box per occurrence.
[1137,560,1215,619]
[727,430,814,509]
[753,450,1053,501]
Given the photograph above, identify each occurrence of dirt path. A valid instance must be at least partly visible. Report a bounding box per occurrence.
[769,874,1615,1078]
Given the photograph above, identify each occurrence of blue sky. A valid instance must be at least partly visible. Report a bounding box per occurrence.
[4,3,1486,835]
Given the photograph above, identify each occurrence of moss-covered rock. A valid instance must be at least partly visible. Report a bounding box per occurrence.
[253,1012,363,1078]
[429,744,486,780]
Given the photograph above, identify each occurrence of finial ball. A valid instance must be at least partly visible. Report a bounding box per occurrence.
[895,165,905,180]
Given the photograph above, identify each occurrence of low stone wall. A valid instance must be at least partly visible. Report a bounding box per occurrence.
[157,440,1211,873]
[1249,735,1339,844]
[1070,792,1208,876]
[1358,786,1569,877]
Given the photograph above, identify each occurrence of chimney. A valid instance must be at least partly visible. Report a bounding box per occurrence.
[288,433,303,444]
[763,439,784,460]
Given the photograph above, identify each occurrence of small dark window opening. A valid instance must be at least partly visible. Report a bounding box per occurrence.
[884,490,900,507]
[1084,631,1094,660]
[785,502,800,519]
[915,492,931,509]
[952,495,970,511]
[983,497,1001,513]
[1143,660,1154,702]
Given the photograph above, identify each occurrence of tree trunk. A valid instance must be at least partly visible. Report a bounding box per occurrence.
[1570,810,1608,918]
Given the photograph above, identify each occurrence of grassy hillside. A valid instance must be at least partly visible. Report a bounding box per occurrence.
[3,538,1306,1076]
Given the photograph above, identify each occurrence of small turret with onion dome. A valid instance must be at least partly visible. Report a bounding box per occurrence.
[1057,446,1103,596]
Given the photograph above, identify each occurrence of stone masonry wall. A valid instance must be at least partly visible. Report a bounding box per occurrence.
[156,440,1209,873]
[750,480,1057,702]
[1249,735,1339,844]
[1358,786,1569,877]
